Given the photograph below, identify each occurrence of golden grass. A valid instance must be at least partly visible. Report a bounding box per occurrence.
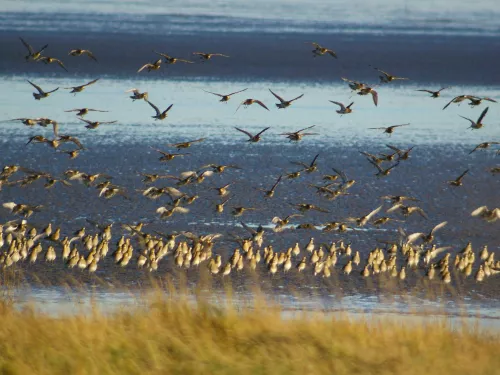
[0,288,498,375]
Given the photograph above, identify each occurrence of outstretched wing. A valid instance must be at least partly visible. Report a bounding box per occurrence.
[146,100,161,116]
[477,107,489,123]
[27,80,44,94]
[269,89,285,104]
[254,100,269,110]
[234,127,253,138]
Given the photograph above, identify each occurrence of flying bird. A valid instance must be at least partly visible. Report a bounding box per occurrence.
[202,88,247,103]
[193,52,229,61]
[369,124,409,136]
[235,99,269,112]
[374,68,409,83]
[268,89,304,109]
[416,87,450,98]
[459,107,489,129]
[65,78,99,94]
[309,42,337,58]
[68,49,98,62]
[329,100,353,114]
[280,125,318,142]
[26,80,59,100]
[146,100,174,120]
[19,37,48,61]
[234,127,270,142]
[37,56,68,72]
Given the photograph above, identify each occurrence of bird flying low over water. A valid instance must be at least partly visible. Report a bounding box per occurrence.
[137,59,162,73]
[469,142,500,154]
[126,88,148,101]
[280,125,318,142]
[416,87,450,98]
[203,88,247,103]
[27,80,59,100]
[37,56,68,72]
[329,100,353,114]
[146,100,173,120]
[460,107,489,129]
[78,118,117,130]
[309,42,337,58]
[64,78,99,94]
[19,37,48,61]
[268,89,304,109]
[235,99,269,112]
[193,52,229,61]
[154,51,194,64]
[68,49,98,62]
[65,108,108,117]
[234,127,270,142]
[471,206,500,223]
[374,67,409,83]
[369,124,410,136]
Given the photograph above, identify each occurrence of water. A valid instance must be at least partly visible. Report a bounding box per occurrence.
[0,0,500,322]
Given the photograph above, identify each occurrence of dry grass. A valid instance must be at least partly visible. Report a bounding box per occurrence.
[0,287,498,375]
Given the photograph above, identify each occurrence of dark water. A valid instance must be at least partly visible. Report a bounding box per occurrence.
[0,1,500,319]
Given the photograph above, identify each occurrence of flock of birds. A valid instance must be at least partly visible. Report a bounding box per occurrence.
[0,37,499,289]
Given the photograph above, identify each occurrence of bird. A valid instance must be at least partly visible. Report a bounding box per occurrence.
[268,89,304,109]
[469,142,500,154]
[166,138,206,150]
[387,204,428,219]
[235,99,269,112]
[341,77,367,91]
[154,51,194,64]
[137,59,162,73]
[459,107,489,129]
[369,124,409,136]
[78,118,117,130]
[272,214,302,232]
[367,159,400,177]
[26,80,59,100]
[68,49,98,61]
[193,52,229,61]
[407,221,448,244]
[58,135,84,149]
[447,169,469,187]
[329,101,353,114]
[19,37,48,61]
[125,88,148,101]
[310,42,337,58]
[346,205,383,226]
[280,125,318,142]
[146,100,174,120]
[202,88,247,103]
[65,79,99,94]
[291,154,320,173]
[37,56,68,72]
[471,206,500,223]
[357,86,379,106]
[291,203,329,213]
[150,147,190,162]
[65,108,108,117]
[374,68,409,83]
[258,175,282,198]
[466,96,497,107]
[416,87,450,98]
[442,95,475,110]
[234,127,270,142]
[36,118,60,137]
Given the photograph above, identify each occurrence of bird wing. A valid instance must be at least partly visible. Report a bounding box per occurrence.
[234,127,254,138]
[290,94,305,103]
[52,122,59,137]
[483,97,497,103]
[431,221,447,235]
[47,87,59,94]
[374,68,390,77]
[327,50,337,58]
[477,107,489,123]
[227,88,248,96]
[27,80,44,94]
[55,59,68,72]
[202,89,224,97]
[295,125,316,133]
[83,78,99,87]
[310,153,320,167]
[20,37,34,54]
[370,90,378,106]
[407,233,424,244]
[84,50,98,62]
[256,127,271,137]
[416,89,434,94]
[458,115,474,125]
[471,206,488,217]
[329,101,345,111]
[387,203,403,213]
[366,205,383,220]
[125,88,140,94]
[367,158,383,172]
[137,64,151,73]
[331,167,347,182]
[443,96,459,110]
[163,104,174,114]
[269,89,285,104]
[254,100,269,110]
[146,100,161,116]
[78,118,93,125]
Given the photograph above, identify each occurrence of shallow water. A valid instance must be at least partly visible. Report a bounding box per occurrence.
[0,1,500,319]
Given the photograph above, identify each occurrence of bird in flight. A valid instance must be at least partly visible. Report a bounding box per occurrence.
[369,124,410,136]
[125,88,149,101]
[68,49,98,62]
[137,59,162,73]
[202,88,247,103]
[309,42,337,58]
[280,125,318,142]
[234,127,270,142]
[154,51,194,64]
[374,68,409,83]
[79,118,117,130]
[19,37,48,61]
[167,138,206,150]
[235,99,270,112]
[268,89,304,109]
[27,80,59,100]
[469,142,500,154]
[357,86,379,106]
[146,100,174,120]
[65,108,108,117]
[37,56,68,72]
[193,52,229,61]
[65,78,99,94]
[416,87,450,98]
[329,100,353,114]
[460,107,489,129]
[447,169,469,187]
